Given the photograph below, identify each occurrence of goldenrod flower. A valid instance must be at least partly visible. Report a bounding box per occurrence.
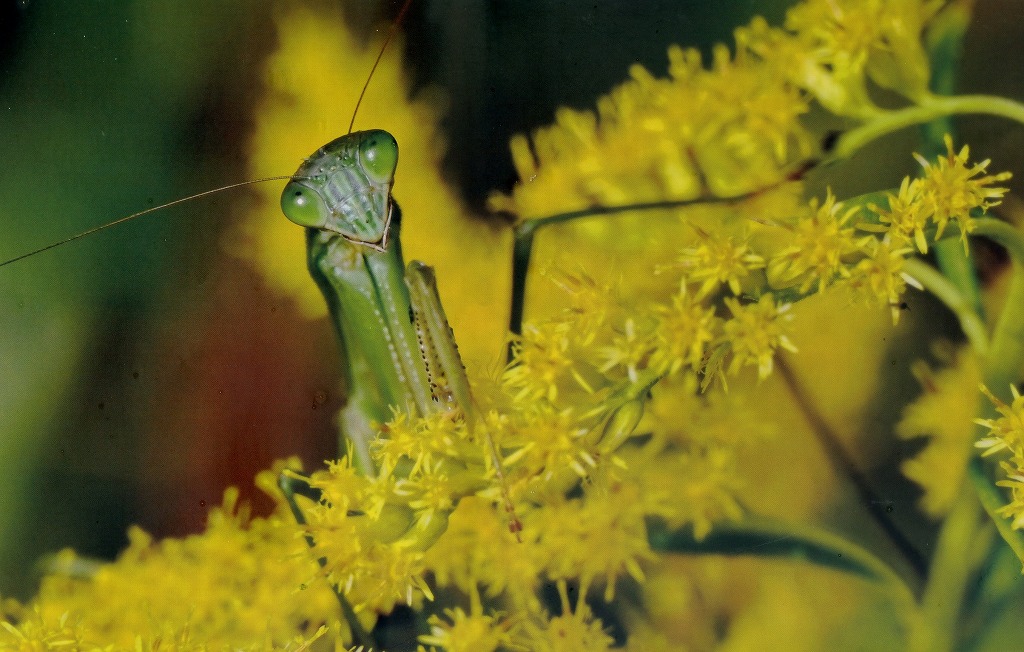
[598,317,656,383]
[11,488,338,649]
[977,385,1024,529]
[897,345,981,516]
[503,321,579,403]
[489,39,811,222]
[976,385,1024,456]
[847,237,915,324]
[649,285,719,377]
[767,191,860,294]
[721,295,797,379]
[743,0,940,117]
[874,176,933,253]
[676,232,766,299]
[517,581,617,652]
[419,607,516,652]
[913,135,1012,249]
[876,136,1012,254]
[534,485,654,602]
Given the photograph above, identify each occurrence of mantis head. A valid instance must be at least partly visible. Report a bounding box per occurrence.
[281,129,399,250]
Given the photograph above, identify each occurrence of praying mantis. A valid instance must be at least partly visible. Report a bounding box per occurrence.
[279,127,497,477]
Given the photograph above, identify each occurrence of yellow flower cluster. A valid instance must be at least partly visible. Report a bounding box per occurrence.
[488,42,812,223]
[1,482,340,650]
[869,135,1012,257]
[741,0,940,117]
[897,344,981,516]
[976,385,1024,529]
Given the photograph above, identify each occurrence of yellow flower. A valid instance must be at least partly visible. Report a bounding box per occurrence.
[875,136,1012,254]
[676,232,766,299]
[20,488,338,649]
[0,608,95,651]
[721,294,797,379]
[306,460,438,612]
[873,176,932,253]
[598,317,656,383]
[913,135,1012,248]
[489,38,811,223]
[977,385,1024,530]
[534,480,655,602]
[743,0,940,117]
[649,285,719,377]
[847,237,915,324]
[976,384,1024,457]
[518,581,616,652]
[896,344,981,516]
[766,190,860,294]
[424,496,541,613]
[419,607,516,652]
[503,321,579,404]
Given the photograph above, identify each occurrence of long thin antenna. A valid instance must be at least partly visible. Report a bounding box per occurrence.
[0,176,299,269]
[347,0,416,134]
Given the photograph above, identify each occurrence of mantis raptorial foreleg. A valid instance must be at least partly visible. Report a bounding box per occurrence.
[406,260,523,535]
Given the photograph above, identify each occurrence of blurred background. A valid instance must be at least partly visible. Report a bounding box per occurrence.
[1,0,1022,604]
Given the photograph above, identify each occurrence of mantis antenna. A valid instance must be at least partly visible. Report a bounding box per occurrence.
[347,0,416,134]
[0,176,303,269]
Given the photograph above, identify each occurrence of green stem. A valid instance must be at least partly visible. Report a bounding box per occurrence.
[915,217,1024,648]
[930,217,1024,588]
[924,216,1024,646]
[507,219,537,347]
[901,257,988,356]
[829,95,1024,163]
[968,457,1024,565]
[776,358,927,580]
[649,516,922,642]
[918,481,984,652]
[891,17,984,646]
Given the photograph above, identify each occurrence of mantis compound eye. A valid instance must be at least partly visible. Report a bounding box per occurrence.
[280,180,329,229]
[358,130,399,184]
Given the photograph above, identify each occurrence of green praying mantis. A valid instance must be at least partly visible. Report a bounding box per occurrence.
[279,127,514,511]
[281,130,456,473]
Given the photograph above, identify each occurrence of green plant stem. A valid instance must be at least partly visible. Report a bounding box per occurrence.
[649,516,923,643]
[917,481,985,652]
[941,219,1024,567]
[776,358,927,580]
[829,95,1024,163]
[968,456,1024,565]
[902,257,988,356]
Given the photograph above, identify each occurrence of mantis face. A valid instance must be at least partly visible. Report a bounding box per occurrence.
[280,129,399,250]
